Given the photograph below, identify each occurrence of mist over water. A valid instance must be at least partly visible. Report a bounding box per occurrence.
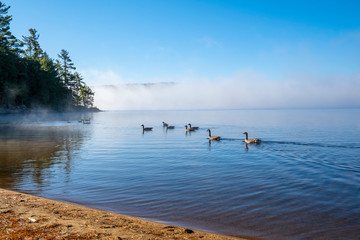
[91,72,360,110]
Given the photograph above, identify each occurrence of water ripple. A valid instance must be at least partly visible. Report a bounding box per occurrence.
[1,109,360,240]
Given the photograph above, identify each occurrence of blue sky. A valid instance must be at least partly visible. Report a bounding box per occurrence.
[5,0,360,109]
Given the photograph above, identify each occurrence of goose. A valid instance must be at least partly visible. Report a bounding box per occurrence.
[188,123,199,130]
[185,125,194,132]
[141,124,152,131]
[207,129,220,141]
[163,122,174,129]
[243,132,260,144]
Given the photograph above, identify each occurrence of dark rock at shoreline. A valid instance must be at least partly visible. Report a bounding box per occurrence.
[72,106,101,112]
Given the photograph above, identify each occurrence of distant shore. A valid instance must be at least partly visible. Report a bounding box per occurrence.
[0,104,101,114]
[0,188,249,239]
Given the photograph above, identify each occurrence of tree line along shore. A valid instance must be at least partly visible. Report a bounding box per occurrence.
[0,1,99,113]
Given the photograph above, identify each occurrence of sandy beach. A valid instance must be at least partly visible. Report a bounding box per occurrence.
[0,188,251,239]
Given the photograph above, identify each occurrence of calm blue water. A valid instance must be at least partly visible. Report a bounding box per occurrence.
[1,109,360,239]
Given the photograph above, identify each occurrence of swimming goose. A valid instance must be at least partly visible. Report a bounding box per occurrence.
[185,125,194,132]
[163,122,174,129]
[243,132,260,144]
[141,124,153,131]
[188,123,199,130]
[207,129,220,141]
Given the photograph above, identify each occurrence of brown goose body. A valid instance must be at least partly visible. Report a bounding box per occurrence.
[243,132,260,144]
[185,125,195,132]
[207,129,220,141]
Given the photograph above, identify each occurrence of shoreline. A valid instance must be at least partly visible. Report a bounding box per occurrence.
[0,106,101,115]
[0,188,251,239]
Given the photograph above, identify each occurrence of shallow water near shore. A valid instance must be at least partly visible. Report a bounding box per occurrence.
[1,109,360,239]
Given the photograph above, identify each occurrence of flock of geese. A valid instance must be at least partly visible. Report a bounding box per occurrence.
[142,122,261,144]
[79,119,260,144]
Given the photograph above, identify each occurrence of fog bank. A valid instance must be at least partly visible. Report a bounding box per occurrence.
[92,74,360,110]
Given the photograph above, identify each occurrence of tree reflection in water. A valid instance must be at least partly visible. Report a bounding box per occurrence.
[0,123,90,191]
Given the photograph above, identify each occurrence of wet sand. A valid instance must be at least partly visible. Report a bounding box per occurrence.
[0,188,251,239]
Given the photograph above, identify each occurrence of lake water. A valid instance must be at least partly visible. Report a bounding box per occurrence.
[1,109,360,239]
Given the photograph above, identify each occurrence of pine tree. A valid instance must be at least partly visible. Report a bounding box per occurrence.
[0,2,20,105]
[79,85,94,107]
[39,53,68,109]
[70,72,95,107]
[21,28,43,59]
[0,1,21,52]
[56,49,75,88]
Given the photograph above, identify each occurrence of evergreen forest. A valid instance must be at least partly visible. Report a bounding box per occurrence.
[0,1,96,112]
